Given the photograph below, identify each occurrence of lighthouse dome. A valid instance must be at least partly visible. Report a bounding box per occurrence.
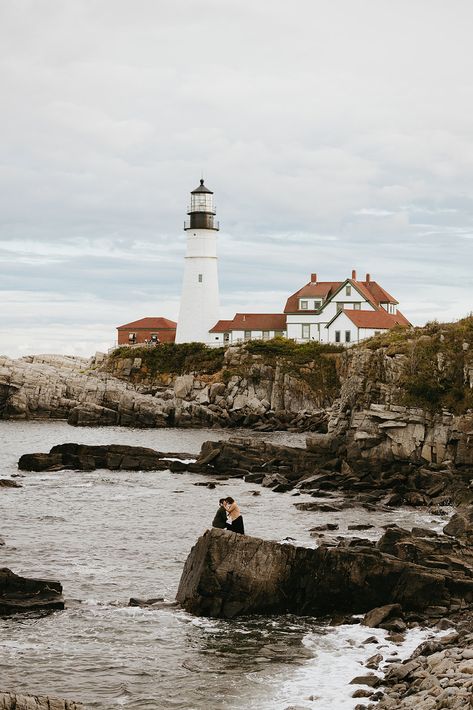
[191,179,213,194]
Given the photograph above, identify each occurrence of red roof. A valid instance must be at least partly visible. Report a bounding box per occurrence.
[360,280,398,305]
[209,319,235,333]
[284,282,343,313]
[117,317,177,330]
[341,309,410,329]
[285,276,399,313]
[210,314,287,333]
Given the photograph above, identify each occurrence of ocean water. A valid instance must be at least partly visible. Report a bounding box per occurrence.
[0,421,450,709]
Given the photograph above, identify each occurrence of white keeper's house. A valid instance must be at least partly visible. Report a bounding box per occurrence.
[210,270,410,346]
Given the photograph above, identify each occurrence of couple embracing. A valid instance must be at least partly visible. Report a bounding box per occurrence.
[212,497,245,535]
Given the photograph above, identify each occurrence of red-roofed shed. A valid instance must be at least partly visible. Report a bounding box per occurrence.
[117,317,177,345]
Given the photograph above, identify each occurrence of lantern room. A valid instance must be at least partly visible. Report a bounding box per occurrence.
[185,179,219,231]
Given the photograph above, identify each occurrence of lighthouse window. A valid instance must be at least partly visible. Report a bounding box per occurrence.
[198,274,203,283]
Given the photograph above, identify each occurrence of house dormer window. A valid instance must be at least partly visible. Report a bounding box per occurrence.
[300,300,308,310]
[313,300,322,309]
[353,302,361,310]
[346,285,351,296]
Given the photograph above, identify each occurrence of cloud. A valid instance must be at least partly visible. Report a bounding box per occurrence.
[1,0,472,357]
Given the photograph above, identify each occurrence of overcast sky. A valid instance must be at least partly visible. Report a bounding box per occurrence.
[1,0,472,358]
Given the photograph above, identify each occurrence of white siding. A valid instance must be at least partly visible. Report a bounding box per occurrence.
[176,228,220,344]
[326,312,359,346]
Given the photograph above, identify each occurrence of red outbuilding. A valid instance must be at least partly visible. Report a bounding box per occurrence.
[116,317,177,345]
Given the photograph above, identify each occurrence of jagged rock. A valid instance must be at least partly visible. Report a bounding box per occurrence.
[0,692,84,709]
[67,403,118,426]
[349,675,380,687]
[0,568,64,615]
[176,528,473,619]
[443,506,473,538]
[362,604,403,628]
[18,443,192,472]
[0,479,22,488]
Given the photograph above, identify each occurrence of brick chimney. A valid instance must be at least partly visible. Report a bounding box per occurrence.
[351,269,357,280]
[365,273,371,283]
[311,273,317,283]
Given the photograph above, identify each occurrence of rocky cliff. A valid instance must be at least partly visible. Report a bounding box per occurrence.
[309,317,473,469]
[0,341,338,430]
[1,317,472,436]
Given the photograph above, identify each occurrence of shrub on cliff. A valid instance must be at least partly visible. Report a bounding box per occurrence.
[110,342,225,376]
[245,337,343,361]
[364,315,473,414]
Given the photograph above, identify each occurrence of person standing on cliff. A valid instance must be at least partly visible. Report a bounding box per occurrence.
[212,498,227,529]
[224,497,245,534]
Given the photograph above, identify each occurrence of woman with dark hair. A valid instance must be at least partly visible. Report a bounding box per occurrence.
[224,497,244,534]
[212,498,227,529]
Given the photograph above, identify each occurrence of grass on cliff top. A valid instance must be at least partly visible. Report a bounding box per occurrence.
[245,337,343,361]
[108,338,343,399]
[109,342,225,375]
[363,315,473,413]
[244,337,343,400]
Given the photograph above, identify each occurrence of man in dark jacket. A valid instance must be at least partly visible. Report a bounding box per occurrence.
[212,498,227,529]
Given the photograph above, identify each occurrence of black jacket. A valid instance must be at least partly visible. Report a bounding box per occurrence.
[212,506,227,529]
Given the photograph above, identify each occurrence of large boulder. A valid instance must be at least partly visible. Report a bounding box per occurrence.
[443,505,473,539]
[0,568,64,616]
[176,528,473,619]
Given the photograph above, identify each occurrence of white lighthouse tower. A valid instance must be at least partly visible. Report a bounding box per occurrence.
[175,179,220,344]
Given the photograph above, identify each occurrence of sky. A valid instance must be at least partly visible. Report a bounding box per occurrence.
[1,0,472,358]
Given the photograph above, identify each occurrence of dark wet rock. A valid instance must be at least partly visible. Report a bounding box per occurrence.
[309,523,339,532]
[0,479,22,488]
[351,688,373,697]
[362,636,379,644]
[365,653,383,669]
[362,604,403,628]
[0,567,64,615]
[128,597,164,606]
[127,597,178,610]
[0,692,84,709]
[349,674,380,687]
[381,617,406,632]
[18,443,193,473]
[443,505,473,538]
[176,528,473,619]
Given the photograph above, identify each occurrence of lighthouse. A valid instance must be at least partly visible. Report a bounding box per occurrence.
[175,179,220,344]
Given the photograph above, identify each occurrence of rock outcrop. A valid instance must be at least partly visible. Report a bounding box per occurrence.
[0,692,83,709]
[18,443,195,472]
[0,349,329,430]
[0,568,64,615]
[191,437,472,508]
[176,527,473,619]
[310,402,473,470]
